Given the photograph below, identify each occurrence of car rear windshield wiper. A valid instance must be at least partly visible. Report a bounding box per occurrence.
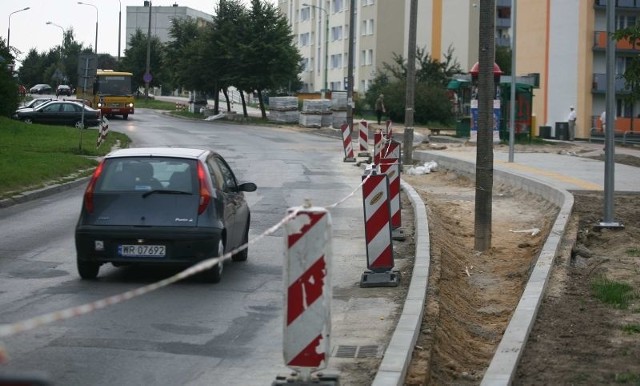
[142,189,193,198]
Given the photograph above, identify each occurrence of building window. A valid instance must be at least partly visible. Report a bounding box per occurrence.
[301,57,309,72]
[300,32,310,47]
[332,0,343,13]
[331,26,343,41]
[361,19,374,36]
[363,0,374,5]
[300,6,311,22]
[361,49,373,66]
[330,81,342,90]
[331,54,343,69]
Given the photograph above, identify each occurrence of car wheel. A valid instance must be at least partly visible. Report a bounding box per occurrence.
[232,225,249,262]
[22,118,33,124]
[202,239,224,283]
[75,121,85,129]
[123,114,128,120]
[77,258,100,280]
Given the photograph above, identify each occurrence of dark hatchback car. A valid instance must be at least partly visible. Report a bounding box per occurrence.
[29,83,53,94]
[12,100,102,128]
[75,147,257,283]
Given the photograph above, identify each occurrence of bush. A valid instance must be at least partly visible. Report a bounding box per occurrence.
[374,81,454,126]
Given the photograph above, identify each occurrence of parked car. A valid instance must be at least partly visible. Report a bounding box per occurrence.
[74,147,258,282]
[29,84,53,94]
[18,97,54,110]
[56,85,73,97]
[12,100,102,128]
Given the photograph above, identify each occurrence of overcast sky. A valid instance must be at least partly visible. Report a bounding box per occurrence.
[2,0,276,66]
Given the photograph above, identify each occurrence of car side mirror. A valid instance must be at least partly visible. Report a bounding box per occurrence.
[238,182,257,192]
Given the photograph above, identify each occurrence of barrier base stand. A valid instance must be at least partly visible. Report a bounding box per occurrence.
[392,227,406,241]
[360,269,400,288]
[343,156,357,163]
[357,151,370,158]
[273,371,340,386]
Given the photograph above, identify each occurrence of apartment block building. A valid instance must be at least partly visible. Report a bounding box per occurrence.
[278,0,511,96]
[517,0,640,140]
[125,3,212,49]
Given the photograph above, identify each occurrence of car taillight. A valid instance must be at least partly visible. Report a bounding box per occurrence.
[197,162,211,215]
[84,161,104,214]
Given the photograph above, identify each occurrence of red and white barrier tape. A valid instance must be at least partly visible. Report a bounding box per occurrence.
[0,174,373,343]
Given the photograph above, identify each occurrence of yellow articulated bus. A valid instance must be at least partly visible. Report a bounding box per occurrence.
[79,70,135,120]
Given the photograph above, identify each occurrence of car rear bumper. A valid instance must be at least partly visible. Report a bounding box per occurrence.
[75,225,223,265]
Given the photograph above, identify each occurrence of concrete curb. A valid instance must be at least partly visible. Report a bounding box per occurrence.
[372,180,431,386]
[411,151,574,385]
[0,177,91,209]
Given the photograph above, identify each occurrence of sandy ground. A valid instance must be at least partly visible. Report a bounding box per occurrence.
[398,142,640,385]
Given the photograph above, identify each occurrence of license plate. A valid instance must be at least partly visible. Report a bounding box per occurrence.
[111,108,120,112]
[119,244,166,257]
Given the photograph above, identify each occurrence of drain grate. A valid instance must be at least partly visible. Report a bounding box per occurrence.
[357,345,380,358]
[333,345,382,359]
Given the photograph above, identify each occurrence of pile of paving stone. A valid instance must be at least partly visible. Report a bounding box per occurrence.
[299,99,331,128]
[268,97,299,123]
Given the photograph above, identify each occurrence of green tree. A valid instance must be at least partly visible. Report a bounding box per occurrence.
[165,17,202,95]
[495,45,511,76]
[0,39,19,117]
[244,0,302,118]
[364,45,461,125]
[121,29,165,93]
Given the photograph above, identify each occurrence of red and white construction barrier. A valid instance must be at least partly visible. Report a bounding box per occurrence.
[358,120,369,156]
[340,123,356,162]
[381,138,402,163]
[385,119,393,139]
[282,207,334,382]
[380,158,405,240]
[373,130,383,166]
[96,117,109,148]
[360,168,399,287]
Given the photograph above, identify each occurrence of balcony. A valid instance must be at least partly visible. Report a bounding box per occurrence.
[592,73,630,93]
[593,31,640,51]
[594,0,640,9]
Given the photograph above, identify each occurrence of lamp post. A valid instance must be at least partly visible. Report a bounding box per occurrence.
[46,21,64,61]
[118,0,122,61]
[8,7,30,49]
[303,3,329,99]
[78,2,98,54]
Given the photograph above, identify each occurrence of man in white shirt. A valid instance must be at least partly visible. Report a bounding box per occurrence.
[567,106,577,141]
[600,110,606,131]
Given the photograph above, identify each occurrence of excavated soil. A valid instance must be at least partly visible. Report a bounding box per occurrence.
[401,164,640,385]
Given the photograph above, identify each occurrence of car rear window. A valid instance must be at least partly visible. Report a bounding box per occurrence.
[96,157,197,193]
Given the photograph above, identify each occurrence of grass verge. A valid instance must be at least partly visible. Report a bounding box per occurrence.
[0,117,131,199]
[591,275,637,309]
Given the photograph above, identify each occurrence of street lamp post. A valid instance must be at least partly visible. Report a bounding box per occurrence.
[78,2,98,54]
[8,7,30,49]
[46,21,65,61]
[118,0,122,61]
[303,3,329,99]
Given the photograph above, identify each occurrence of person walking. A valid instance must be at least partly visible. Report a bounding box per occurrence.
[600,110,606,132]
[567,106,577,141]
[375,94,386,125]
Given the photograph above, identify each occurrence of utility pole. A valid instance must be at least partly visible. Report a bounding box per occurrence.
[403,0,418,166]
[346,0,355,132]
[474,0,495,252]
[145,1,152,98]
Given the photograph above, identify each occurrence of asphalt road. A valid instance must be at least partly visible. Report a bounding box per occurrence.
[0,109,390,385]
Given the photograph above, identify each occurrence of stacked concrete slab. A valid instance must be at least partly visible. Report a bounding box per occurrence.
[299,99,331,128]
[331,92,348,129]
[268,97,299,123]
